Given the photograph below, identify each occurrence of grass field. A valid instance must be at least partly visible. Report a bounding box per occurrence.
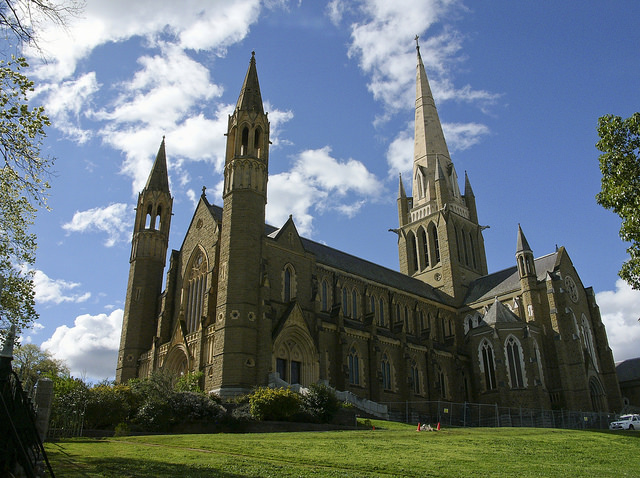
[44,420,639,477]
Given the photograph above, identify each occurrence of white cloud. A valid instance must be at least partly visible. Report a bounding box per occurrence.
[27,0,266,81]
[596,280,640,362]
[267,146,383,235]
[326,0,347,25]
[62,203,132,247]
[35,72,100,143]
[442,122,490,151]
[33,270,91,305]
[386,120,489,178]
[42,309,123,381]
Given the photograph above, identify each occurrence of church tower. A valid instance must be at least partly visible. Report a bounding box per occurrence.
[397,39,488,301]
[116,139,173,383]
[516,224,539,322]
[212,52,270,396]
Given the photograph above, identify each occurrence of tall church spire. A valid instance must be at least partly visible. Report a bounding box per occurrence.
[414,38,450,165]
[396,38,488,301]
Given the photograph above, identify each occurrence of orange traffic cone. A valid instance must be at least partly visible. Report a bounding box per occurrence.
[437,422,441,431]
[417,422,421,431]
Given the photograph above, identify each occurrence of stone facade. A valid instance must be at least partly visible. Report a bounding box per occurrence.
[116,49,622,413]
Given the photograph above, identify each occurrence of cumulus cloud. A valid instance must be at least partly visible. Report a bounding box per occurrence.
[267,146,383,235]
[35,72,100,143]
[33,270,91,305]
[386,121,490,178]
[596,279,640,362]
[345,0,497,115]
[27,0,265,81]
[62,203,132,247]
[42,309,123,381]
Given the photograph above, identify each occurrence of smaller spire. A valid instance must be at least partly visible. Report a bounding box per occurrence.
[145,137,170,192]
[398,173,407,199]
[464,171,475,197]
[236,51,264,114]
[516,224,532,254]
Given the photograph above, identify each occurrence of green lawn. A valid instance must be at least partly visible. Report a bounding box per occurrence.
[44,420,639,477]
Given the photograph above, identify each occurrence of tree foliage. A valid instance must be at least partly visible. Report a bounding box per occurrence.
[596,113,640,289]
[0,55,51,339]
[12,342,68,391]
[0,0,82,52]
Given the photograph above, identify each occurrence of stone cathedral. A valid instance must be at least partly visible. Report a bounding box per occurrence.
[116,48,622,414]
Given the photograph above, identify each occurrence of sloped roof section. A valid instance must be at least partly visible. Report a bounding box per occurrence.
[616,357,640,382]
[481,297,522,326]
[300,237,454,306]
[464,252,559,305]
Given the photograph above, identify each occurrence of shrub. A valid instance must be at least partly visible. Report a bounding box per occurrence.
[248,387,302,421]
[174,371,204,393]
[84,384,133,429]
[302,383,341,423]
[134,391,225,431]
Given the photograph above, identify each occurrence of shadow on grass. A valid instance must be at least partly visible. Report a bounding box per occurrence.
[47,455,252,478]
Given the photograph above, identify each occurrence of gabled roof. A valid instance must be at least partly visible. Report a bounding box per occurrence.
[464,252,559,305]
[481,297,522,326]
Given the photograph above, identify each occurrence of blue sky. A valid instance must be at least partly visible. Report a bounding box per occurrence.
[12,0,640,381]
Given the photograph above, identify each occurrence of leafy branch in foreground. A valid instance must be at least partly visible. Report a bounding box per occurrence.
[595,113,640,289]
[0,56,53,339]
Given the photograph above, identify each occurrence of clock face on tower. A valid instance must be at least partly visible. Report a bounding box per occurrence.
[564,275,579,303]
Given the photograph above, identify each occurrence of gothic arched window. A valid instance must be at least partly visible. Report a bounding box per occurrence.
[321,280,328,311]
[379,298,385,326]
[381,353,392,390]
[505,336,526,389]
[480,340,497,391]
[241,126,249,155]
[352,288,358,319]
[419,227,429,269]
[411,360,420,394]
[342,287,349,317]
[283,265,296,302]
[348,346,360,385]
[408,232,418,273]
[185,248,208,334]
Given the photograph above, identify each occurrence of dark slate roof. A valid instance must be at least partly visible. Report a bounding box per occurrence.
[464,252,558,305]
[481,298,522,326]
[616,357,640,382]
[300,237,453,305]
[265,222,454,305]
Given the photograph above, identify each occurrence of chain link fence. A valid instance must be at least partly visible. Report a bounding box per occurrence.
[381,400,616,430]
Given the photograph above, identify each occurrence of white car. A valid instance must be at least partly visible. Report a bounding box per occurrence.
[609,414,640,430]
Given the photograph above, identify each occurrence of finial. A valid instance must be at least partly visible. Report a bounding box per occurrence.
[202,185,207,197]
[0,325,16,359]
[415,35,420,51]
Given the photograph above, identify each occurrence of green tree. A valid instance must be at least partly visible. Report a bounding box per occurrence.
[12,342,68,391]
[0,56,51,339]
[596,113,640,289]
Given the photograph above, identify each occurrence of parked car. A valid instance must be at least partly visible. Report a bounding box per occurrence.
[609,414,640,430]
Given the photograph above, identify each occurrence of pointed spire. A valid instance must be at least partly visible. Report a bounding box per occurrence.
[414,40,450,164]
[398,173,406,199]
[236,51,264,114]
[464,171,474,197]
[145,137,170,192]
[516,224,532,253]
